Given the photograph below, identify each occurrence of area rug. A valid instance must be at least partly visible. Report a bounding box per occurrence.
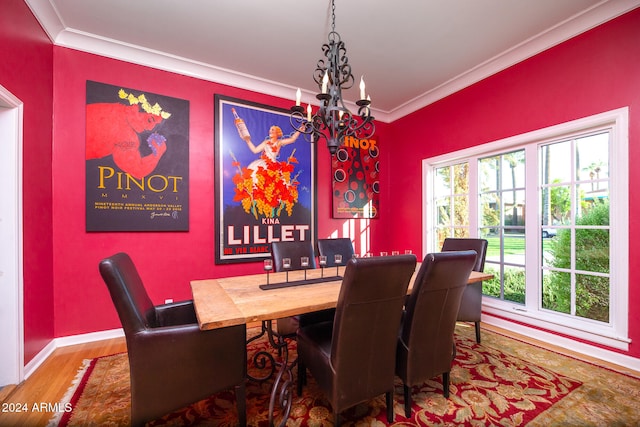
[49,325,640,426]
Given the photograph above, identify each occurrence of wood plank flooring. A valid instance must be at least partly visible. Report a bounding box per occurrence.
[1,324,637,426]
[0,337,126,427]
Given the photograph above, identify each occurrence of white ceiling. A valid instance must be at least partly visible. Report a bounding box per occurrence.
[26,0,640,122]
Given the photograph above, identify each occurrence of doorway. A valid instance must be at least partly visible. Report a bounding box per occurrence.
[0,85,24,386]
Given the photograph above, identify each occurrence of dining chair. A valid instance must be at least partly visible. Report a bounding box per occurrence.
[297,255,417,426]
[99,252,247,427]
[270,240,318,336]
[441,238,488,343]
[395,250,477,417]
[317,237,355,266]
[309,238,356,326]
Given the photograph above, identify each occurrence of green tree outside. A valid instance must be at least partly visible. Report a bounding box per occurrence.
[543,200,610,322]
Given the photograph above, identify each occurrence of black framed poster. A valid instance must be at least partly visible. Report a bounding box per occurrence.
[85,81,189,231]
[331,136,380,218]
[214,95,316,264]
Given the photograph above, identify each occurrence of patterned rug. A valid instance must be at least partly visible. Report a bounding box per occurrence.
[49,325,640,426]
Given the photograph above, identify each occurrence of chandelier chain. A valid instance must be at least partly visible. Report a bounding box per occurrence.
[331,0,336,33]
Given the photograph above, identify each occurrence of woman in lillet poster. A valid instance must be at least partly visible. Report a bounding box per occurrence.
[230,109,304,218]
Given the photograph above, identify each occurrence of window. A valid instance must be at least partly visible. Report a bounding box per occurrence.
[540,133,611,323]
[434,162,470,245]
[479,150,526,304]
[423,108,629,350]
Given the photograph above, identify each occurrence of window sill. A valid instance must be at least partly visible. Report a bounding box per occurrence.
[482,300,630,351]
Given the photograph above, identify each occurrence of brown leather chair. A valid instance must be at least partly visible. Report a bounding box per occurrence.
[297,255,417,426]
[99,253,247,427]
[441,238,488,343]
[271,240,317,271]
[395,250,477,417]
[307,238,356,325]
[270,241,318,335]
[317,237,355,266]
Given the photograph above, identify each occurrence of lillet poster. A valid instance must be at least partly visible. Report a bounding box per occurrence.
[214,95,316,264]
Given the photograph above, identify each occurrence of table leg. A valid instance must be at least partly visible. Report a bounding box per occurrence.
[246,322,278,382]
[268,342,296,427]
[245,320,296,426]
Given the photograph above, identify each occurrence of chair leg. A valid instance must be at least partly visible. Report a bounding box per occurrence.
[235,382,247,427]
[475,321,481,343]
[334,411,341,427]
[403,384,412,418]
[443,372,450,398]
[386,391,394,423]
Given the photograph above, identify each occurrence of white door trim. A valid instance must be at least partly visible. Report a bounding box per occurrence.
[0,84,24,386]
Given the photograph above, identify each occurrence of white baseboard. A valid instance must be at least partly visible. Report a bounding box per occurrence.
[24,341,56,381]
[54,328,125,348]
[23,328,125,380]
[483,314,640,375]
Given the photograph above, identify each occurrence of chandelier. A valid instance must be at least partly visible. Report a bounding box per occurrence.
[290,0,375,155]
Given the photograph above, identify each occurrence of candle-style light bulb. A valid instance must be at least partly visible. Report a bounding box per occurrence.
[359,76,366,100]
[307,104,312,121]
[322,72,329,94]
[295,88,301,106]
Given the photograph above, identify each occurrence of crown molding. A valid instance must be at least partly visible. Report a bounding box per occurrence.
[54,28,385,122]
[386,0,640,122]
[26,0,640,124]
[24,0,65,42]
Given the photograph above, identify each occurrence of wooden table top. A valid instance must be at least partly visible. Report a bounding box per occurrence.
[191,263,493,331]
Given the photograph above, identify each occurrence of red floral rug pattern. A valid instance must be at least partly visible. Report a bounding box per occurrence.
[51,327,588,426]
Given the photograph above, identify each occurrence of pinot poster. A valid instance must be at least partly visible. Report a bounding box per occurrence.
[332,136,379,218]
[214,95,316,264]
[85,81,189,231]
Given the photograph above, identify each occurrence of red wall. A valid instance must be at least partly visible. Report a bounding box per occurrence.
[387,9,640,357]
[5,1,640,362]
[0,0,55,363]
[51,48,390,337]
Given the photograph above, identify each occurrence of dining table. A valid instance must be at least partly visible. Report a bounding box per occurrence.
[190,261,494,427]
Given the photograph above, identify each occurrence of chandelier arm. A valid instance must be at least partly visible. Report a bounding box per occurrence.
[314,59,327,85]
[289,111,314,136]
[336,43,354,89]
[354,120,376,140]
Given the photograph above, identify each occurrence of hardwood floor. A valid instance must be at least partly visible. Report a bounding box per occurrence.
[0,337,126,427]
[1,325,638,426]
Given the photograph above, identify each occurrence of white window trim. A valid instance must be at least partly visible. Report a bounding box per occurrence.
[422,107,629,350]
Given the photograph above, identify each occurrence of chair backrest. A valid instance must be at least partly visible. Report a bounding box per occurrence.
[317,238,355,267]
[270,240,317,271]
[331,255,417,401]
[399,250,477,381]
[99,252,157,335]
[441,238,488,272]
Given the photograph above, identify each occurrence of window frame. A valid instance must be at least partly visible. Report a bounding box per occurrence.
[422,107,629,350]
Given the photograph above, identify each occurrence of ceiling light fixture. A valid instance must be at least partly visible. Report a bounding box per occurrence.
[290,0,375,155]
